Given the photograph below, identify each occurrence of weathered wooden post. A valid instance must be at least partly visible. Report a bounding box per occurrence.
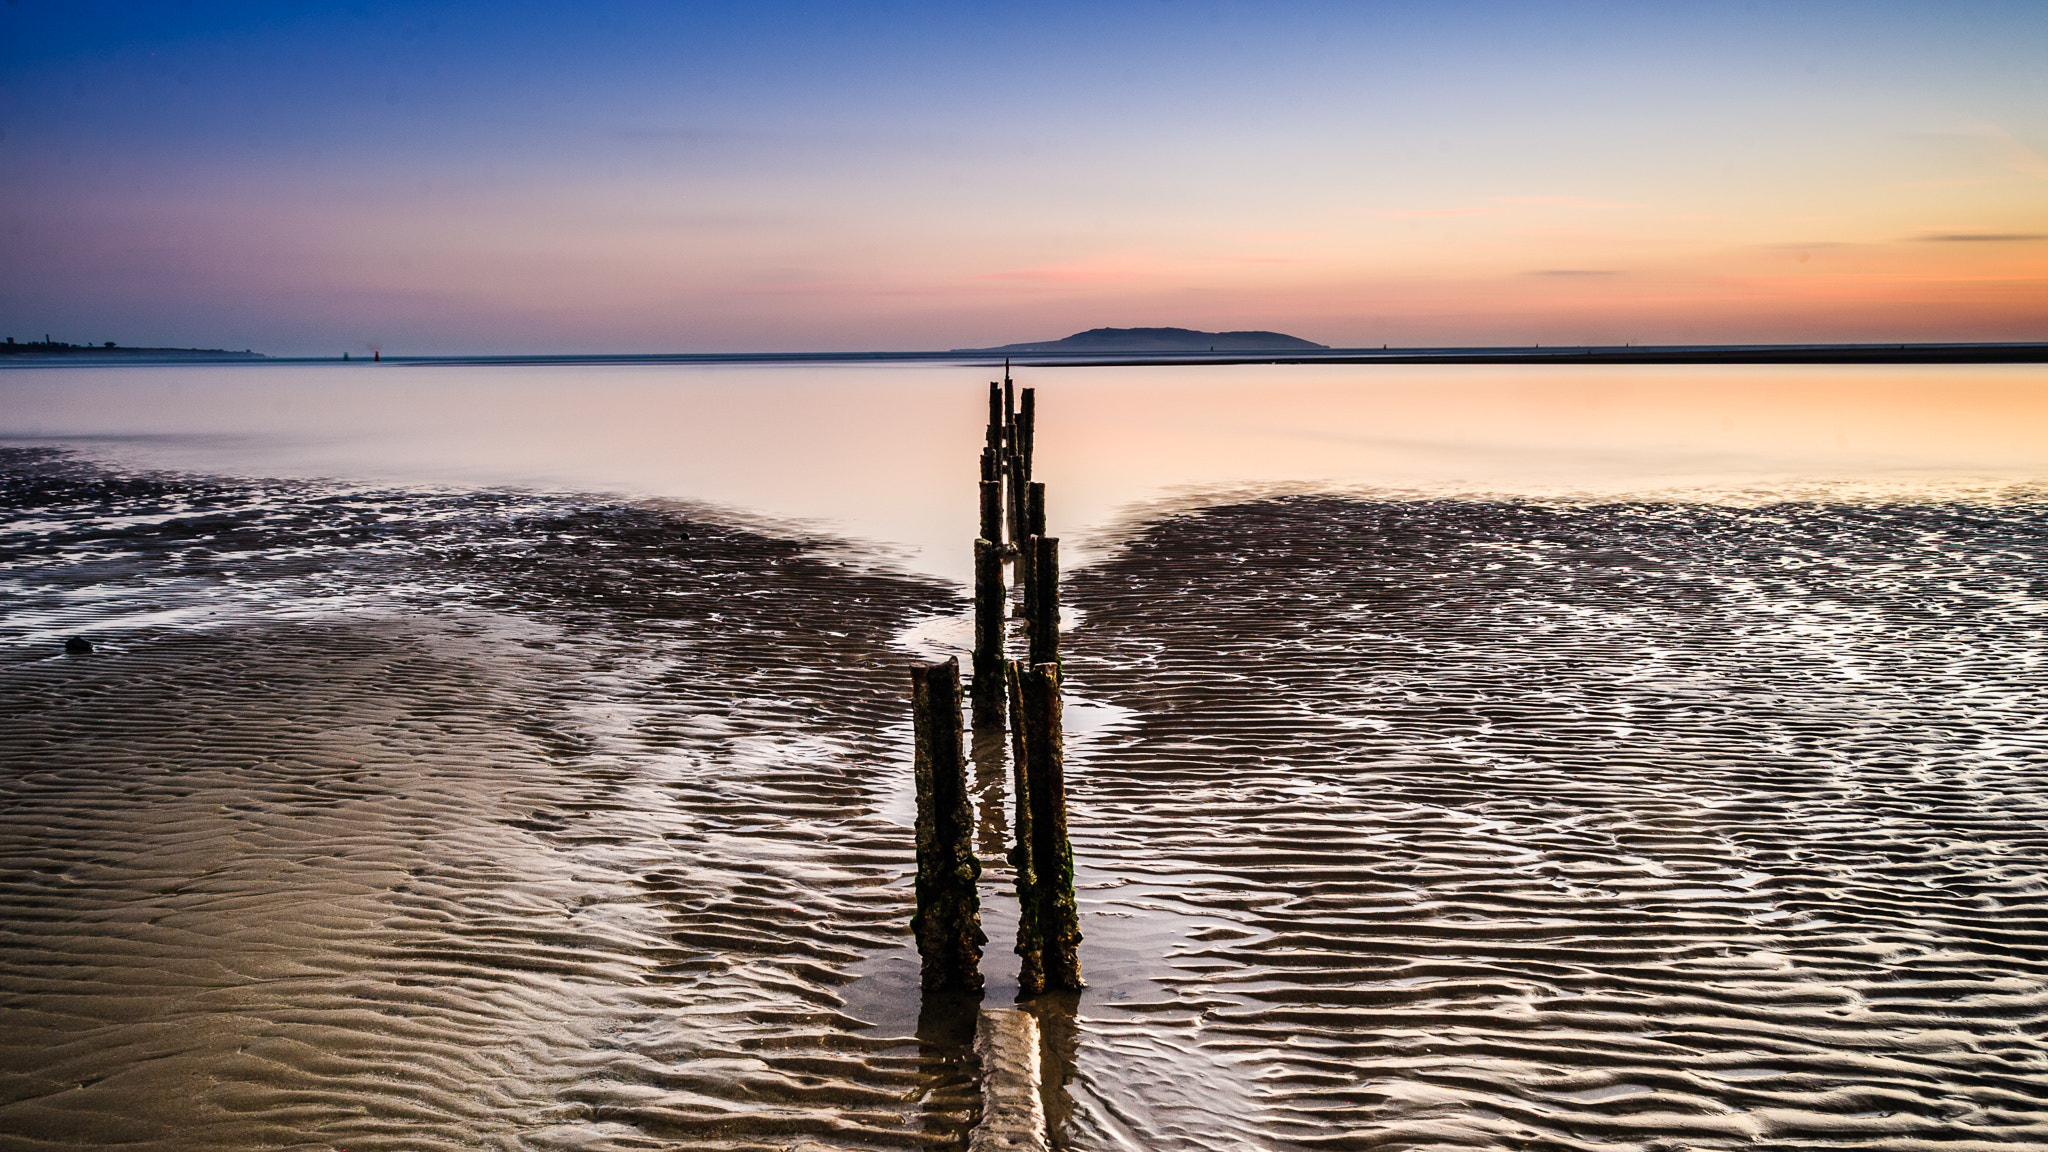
[911,657,985,992]
[1017,486,1047,645]
[1003,368,1022,550]
[979,459,1003,548]
[1014,383,1035,552]
[986,380,1005,478]
[1019,386,1036,480]
[984,378,1006,553]
[1020,534,1039,655]
[1028,536,1059,669]
[1004,663,1041,996]
[1009,659,1082,995]
[976,379,1010,731]
[1025,481,1046,540]
[971,538,1006,730]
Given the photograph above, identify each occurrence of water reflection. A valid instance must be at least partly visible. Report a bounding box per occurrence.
[1023,991,1084,1149]
[971,728,1012,861]
[4,360,2046,583]
[914,990,985,1141]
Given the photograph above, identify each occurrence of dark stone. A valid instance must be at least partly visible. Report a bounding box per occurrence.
[64,637,94,654]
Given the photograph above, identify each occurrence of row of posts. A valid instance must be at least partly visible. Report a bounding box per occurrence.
[912,364,1082,997]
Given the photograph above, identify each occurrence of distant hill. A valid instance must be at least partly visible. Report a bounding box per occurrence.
[961,327,1329,353]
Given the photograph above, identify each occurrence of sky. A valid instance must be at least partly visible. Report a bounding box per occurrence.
[2,1,2045,355]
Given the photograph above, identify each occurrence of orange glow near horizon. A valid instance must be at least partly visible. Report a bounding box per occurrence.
[30,160,2034,353]
[84,150,2037,351]
[8,359,2047,583]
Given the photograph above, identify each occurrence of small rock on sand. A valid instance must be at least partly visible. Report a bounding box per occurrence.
[64,637,94,655]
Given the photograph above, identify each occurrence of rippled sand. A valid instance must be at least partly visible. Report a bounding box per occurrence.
[1055,495,2048,1148]
[4,446,2046,1149]
[0,448,973,1149]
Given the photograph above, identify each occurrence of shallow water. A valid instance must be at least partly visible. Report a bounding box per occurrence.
[7,359,2048,581]
[4,361,2048,1148]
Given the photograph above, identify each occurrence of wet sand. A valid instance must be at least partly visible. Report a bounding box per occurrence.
[1053,495,2048,1148]
[5,446,2048,1148]
[0,447,975,1150]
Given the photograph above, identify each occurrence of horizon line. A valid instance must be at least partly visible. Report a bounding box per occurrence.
[6,339,2048,369]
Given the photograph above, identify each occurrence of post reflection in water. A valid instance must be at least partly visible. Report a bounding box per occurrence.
[914,990,984,1139]
[1024,991,1084,1146]
[970,710,1083,1146]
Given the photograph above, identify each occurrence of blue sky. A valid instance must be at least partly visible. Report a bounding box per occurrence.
[4,1,2045,353]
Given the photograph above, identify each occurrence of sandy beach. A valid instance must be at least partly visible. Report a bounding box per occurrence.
[0,447,976,1149]
[5,443,2048,1149]
[1056,494,2048,1147]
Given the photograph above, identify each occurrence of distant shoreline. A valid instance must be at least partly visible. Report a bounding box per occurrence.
[996,341,2048,367]
[298,340,2048,368]
[4,341,2043,369]
[0,342,264,363]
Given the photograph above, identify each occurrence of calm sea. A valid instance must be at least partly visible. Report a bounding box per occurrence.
[7,359,2047,582]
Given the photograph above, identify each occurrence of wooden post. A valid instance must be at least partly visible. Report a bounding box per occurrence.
[911,657,985,992]
[980,478,1003,557]
[1028,536,1059,669]
[1010,660,1082,994]
[979,471,1002,548]
[1025,481,1046,540]
[1003,371,1021,550]
[1017,532,1036,627]
[1019,387,1036,481]
[971,539,1006,731]
[986,381,1005,474]
[984,382,1006,553]
[1003,366,1016,456]
[1016,487,1043,638]
[1004,661,1041,997]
